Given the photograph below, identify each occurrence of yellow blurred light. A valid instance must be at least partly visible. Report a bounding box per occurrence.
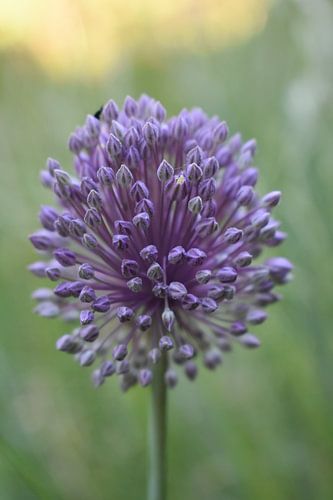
[0,0,269,79]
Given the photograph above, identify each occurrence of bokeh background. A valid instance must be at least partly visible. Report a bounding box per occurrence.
[1,0,333,498]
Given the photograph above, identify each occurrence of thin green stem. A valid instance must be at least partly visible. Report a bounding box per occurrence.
[148,353,167,500]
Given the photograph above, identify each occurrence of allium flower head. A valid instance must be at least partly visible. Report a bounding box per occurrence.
[29,95,292,390]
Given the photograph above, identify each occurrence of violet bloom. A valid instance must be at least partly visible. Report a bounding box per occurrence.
[29,95,292,390]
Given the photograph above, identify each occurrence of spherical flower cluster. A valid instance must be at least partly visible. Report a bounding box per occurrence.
[29,95,292,390]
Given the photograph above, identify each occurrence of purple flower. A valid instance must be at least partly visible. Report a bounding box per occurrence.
[29,95,292,390]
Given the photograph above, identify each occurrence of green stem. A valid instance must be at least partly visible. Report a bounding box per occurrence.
[148,354,167,500]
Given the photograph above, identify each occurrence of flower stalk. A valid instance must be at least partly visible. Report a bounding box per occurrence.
[148,353,167,500]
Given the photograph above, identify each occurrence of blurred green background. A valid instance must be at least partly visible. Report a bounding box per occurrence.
[1,0,333,499]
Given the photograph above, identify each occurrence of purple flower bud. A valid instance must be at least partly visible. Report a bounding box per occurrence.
[54,282,72,298]
[116,164,133,188]
[80,324,99,342]
[45,267,61,281]
[230,321,247,336]
[112,344,128,361]
[87,190,102,210]
[262,191,281,208]
[168,281,187,301]
[237,185,255,206]
[195,270,211,285]
[34,301,60,317]
[114,220,133,235]
[247,310,267,325]
[85,114,100,137]
[153,101,166,121]
[117,360,130,375]
[54,169,71,186]
[79,286,96,303]
[186,248,207,266]
[46,157,61,176]
[235,251,253,268]
[241,167,258,187]
[241,139,257,156]
[186,146,203,165]
[196,217,218,236]
[68,281,85,297]
[266,257,293,283]
[240,334,260,349]
[184,361,198,380]
[162,309,177,335]
[132,212,150,230]
[140,245,158,262]
[216,267,238,283]
[112,234,129,251]
[203,157,219,178]
[164,369,178,388]
[117,306,134,322]
[137,314,152,331]
[102,99,119,122]
[138,368,153,387]
[204,350,222,369]
[159,335,174,352]
[124,127,140,147]
[29,233,56,251]
[110,122,125,142]
[97,166,115,186]
[124,95,138,116]
[54,248,76,267]
[100,360,116,377]
[92,295,111,313]
[157,159,174,182]
[130,181,149,202]
[106,133,122,157]
[39,206,58,231]
[143,122,159,145]
[201,297,218,313]
[68,132,83,154]
[223,227,243,244]
[54,215,71,237]
[188,196,203,214]
[121,259,139,278]
[147,262,163,281]
[56,334,80,353]
[79,349,96,366]
[84,208,102,228]
[168,246,185,264]
[213,121,229,143]
[78,264,94,281]
[199,178,216,200]
[28,261,47,277]
[179,343,194,360]
[125,146,140,170]
[135,198,154,217]
[92,369,104,388]
[216,146,232,167]
[80,310,94,325]
[80,177,97,197]
[69,219,86,237]
[186,163,203,183]
[152,283,168,298]
[251,210,270,229]
[127,277,143,293]
[182,294,200,310]
[82,233,98,249]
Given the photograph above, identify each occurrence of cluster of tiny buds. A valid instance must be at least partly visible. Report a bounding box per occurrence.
[29,94,292,391]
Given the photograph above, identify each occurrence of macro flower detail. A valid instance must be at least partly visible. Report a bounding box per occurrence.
[29,95,292,390]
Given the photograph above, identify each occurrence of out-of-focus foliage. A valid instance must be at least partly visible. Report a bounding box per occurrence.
[0,0,268,79]
[0,0,333,499]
